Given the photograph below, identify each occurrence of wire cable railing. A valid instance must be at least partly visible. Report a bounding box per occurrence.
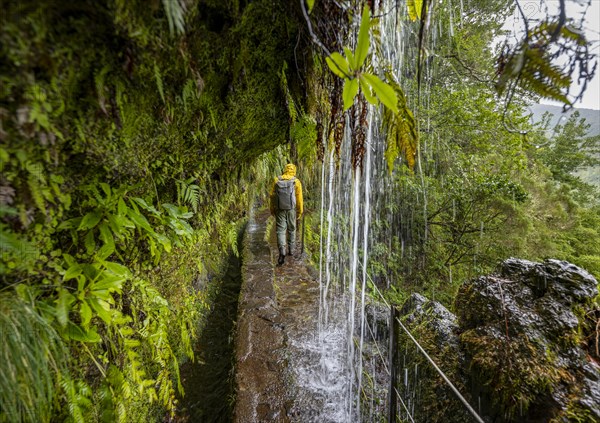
[358,268,485,423]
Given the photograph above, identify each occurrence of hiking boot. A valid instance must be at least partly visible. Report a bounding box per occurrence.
[287,245,294,258]
[277,247,286,266]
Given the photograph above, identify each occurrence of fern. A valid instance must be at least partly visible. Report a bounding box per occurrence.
[496,20,594,107]
[94,65,111,114]
[0,291,68,423]
[177,178,201,212]
[226,222,239,257]
[161,0,186,36]
[280,63,298,123]
[153,63,165,104]
[0,222,38,274]
[383,82,418,172]
[291,113,317,161]
[181,78,197,113]
[59,376,91,423]
[26,162,48,215]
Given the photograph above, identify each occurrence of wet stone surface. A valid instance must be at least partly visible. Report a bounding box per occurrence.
[233,210,331,423]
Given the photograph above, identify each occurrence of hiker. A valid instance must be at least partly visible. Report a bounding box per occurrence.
[270,163,303,265]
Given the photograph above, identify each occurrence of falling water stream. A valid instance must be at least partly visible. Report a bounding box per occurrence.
[293,0,476,422]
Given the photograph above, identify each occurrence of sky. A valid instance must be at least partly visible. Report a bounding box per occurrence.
[505,0,600,110]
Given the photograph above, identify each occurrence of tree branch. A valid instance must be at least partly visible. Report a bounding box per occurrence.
[299,0,331,56]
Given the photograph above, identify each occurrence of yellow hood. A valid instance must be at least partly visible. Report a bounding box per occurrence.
[281,163,296,179]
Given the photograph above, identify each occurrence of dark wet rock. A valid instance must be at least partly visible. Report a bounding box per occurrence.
[365,300,390,342]
[396,258,599,423]
[395,293,472,423]
[456,258,600,422]
[499,258,598,304]
[399,292,461,351]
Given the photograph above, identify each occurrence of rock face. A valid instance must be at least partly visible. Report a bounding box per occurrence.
[398,259,600,423]
[395,293,472,423]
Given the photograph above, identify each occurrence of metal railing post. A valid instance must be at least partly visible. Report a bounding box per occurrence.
[388,305,399,423]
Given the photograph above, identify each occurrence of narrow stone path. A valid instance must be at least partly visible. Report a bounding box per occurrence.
[233,209,321,422]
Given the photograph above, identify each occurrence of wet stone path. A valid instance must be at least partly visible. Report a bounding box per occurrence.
[233,209,328,422]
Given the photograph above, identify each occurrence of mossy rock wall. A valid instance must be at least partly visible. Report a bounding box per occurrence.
[397,259,600,423]
[0,0,308,421]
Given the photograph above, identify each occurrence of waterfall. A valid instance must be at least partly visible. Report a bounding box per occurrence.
[311,0,452,421]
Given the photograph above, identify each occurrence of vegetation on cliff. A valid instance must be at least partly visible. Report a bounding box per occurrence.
[1,0,598,421]
[0,0,303,420]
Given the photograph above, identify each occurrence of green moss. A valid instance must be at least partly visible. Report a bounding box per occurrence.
[460,329,562,419]
[1,0,304,420]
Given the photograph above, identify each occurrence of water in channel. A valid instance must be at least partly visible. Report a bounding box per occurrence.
[176,229,245,422]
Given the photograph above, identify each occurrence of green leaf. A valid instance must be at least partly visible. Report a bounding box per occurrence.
[85,230,96,255]
[162,203,180,217]
[77,274,86,293]
[88,297,113,324]
[89,288,112,302]
[97,222,115,260]
[56,288,75,327]
[132,197,149,209]
[113,213,135,229]
[127,208,154,233]
[78,211,102,231]
[132,197,160,215]
[58,217,82,231]
[326,52,350,78]
[96,244,115,261]
[64,322,101,343]
[344,47,357,71]
[64,264,83,281]
[98,222,114,247]
[93,275,124,292]
[155,233,172,253]
[99,183,111,198]
[118,197,128,216]
[103,261,132,279]
[306,0,315,13]
[362,74,398,113]
[343,78,359,111]
[360,77,378,105]
[63,253,77,268]
[80,301,92,327]
[407,0,424,21]
[148,237,160,261]
[383,84,418,172]
[154,63,165,104]
[355,5,371,69]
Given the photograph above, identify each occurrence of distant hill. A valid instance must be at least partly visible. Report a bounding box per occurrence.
[528,104,600,189]
[528,104,600,136]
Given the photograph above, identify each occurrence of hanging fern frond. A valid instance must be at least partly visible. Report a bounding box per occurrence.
[161,0,186,36]
[153,63,165,104]
[225,222,239,257]
[383,81,418,172]
[26,162,48,215]
[496,19,597,110]
[292,113,318,161]
[0,291,68,423]
[280,62,298,123]
[93,65,111,115]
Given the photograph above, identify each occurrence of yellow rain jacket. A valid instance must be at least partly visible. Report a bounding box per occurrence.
[270,163,303,217]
